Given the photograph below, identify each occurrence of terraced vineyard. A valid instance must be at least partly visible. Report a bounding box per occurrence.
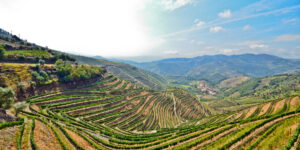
[1,73,300,150]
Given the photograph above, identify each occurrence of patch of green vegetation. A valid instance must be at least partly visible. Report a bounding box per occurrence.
[55,60,103,82]
[5,50,50,57]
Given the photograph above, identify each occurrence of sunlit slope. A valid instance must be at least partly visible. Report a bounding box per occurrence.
[73,55,168,90]
[1,73,299,150]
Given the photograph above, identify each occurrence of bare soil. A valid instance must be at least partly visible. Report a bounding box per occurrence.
[34,120,62,150]
[0,126,19,150]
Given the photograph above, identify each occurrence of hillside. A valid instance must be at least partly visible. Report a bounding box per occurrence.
[0,28,300,150]
[73,55,168,90]
[131,54,300,84]
[0,73,299,150]
[0,28,168,90]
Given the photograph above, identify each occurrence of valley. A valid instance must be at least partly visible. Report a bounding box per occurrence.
[0,28,299,150]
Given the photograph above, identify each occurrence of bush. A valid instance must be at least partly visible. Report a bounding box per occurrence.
[30,81,37,87]
[55,60,102,82]
[12,102,26,116]
[18,55,25,60]
[55,59,72,80]
[17,83,25,92]
[34,56,39,63]
[0,44,5,60]
[31,71,39,78]
[39,70,49,81]
[0,87,15,109]
[39,59,45,66]
[36,76,45,83]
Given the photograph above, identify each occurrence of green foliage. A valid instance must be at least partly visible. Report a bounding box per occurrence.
[0,87,15,109]
[12,102,27,116]
[55,60,103,82]
[283,123,300,150]
[31,70,52,85]
[0,120,23,129]
[39,70,49,81]
[5,50,50,57]
[55,59,72,81]
[0,44,5,60]
[30,120,39,150]
[17,123,25,150]
[39,59,45,65]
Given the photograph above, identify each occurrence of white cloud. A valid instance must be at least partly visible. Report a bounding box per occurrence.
[249,44,269,49]
[209,26,225,33]
[243,25,252,31]
[160,0,193,11]
[274,34,300,42]
[163,4,300,38]
[205,46,214,50]
[237,40,268,50]
[163,50,179,55]
[194,19,199,23]
[196,41,205,45]
[282,18,297,24]
[218,9,232,18]
[221,48,239,54]
[196,21,205,27]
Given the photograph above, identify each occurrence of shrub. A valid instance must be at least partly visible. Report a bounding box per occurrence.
[34,56,39,63]
[30,81,37,87]
[39,70,49,81]
[0,87,15,109]
[17,83,25,92]
[55,59,72,80]
[18,55,25,60]
[36,76,45,83]
[0,44,5,60]
[31,71,39,78]
[12,102,26,116]
[39,59,45,66]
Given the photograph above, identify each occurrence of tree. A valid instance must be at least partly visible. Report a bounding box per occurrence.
[0,44,6,60]
[12,102,26,116]
[55,59,72,81]
[0,87,15,109]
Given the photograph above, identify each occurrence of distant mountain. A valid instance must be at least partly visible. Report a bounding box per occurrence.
[73,55,168,90]
[131,54,300,84]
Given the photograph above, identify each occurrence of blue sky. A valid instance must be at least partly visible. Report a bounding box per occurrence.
[135,0,300,61]
[0,0,300,61]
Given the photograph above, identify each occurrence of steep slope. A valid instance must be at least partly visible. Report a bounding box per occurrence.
[1,81,298,150]
[72,55,168,90]
[0,28,168,90]
[132,54,300,84]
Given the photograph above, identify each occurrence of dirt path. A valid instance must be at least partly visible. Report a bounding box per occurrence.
[172,93,180,122]
[228,113,299,150]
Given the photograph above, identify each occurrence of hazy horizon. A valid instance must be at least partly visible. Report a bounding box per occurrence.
[1,0,300,61]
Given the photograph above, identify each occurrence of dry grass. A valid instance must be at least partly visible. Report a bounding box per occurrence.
[34,120,62,150]
[0,63,32,89]
[272,99,286,113]
[65,129,94,150]
[219,76,250,88]
[0,126,19,150]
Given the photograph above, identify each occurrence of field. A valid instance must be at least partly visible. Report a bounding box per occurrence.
[1,72,299,150]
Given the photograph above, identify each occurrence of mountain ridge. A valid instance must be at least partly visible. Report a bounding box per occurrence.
[123,53,300,84]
